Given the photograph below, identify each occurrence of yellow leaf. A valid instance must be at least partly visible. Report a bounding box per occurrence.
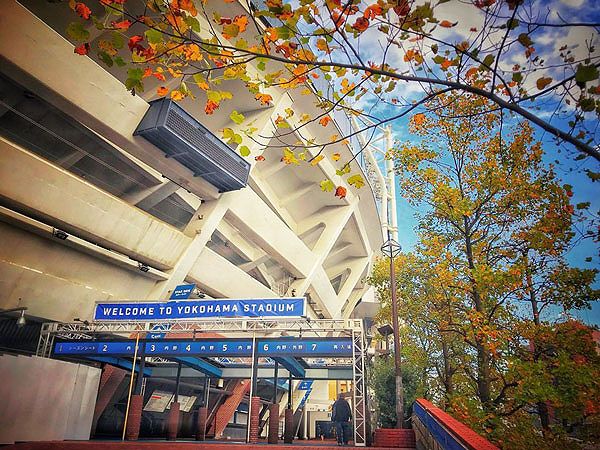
[311,154,324,166]
[316,38,330,53]
[171,90,185,101]
[332,152,341,161]
[282,148,299,165]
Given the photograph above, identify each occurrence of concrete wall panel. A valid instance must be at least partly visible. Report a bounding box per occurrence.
[0,138,190,269]
[0,221,156,321]
[0,355,100,444]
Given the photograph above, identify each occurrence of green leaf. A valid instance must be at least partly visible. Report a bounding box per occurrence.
[575,64,599,84]
[320,179,335,192]
[145,28,163,45]
[347,174,365,189]
[185,16,201,32]
[579,97,595,112]
[506,18,519,30]
[517,33,533,47]
[230,110,245,125]
[112,31,124,49]
[98,51,113,67]
[512,72,523,83]
[433,55,445,64]
[576,202,590,210]
[66,22,90,42]
[125,68,144,92]
[482,54,495,68]
[207,90,222,102]
[114,56,126,67]
[239,145,250,157]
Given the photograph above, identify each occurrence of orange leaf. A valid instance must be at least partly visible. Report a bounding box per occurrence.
[413,113,426,125]
[255,155,265,161]
[441,59,454,70]
[536,76,552,90]
[466,67,479,79]
[205,100,219,114]
[157,86,169,96]
[319,116,331,127]
[255,93,273,105]
[335,186,347,199]
[439,20,456,28]
[233,15,249,33]
[364,4,383,19]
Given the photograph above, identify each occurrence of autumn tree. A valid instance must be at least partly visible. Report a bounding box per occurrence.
[370,252,466,409]
[63,0,600,187]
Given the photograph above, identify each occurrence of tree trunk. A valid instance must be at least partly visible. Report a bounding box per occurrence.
[524,253,551,432]
[463,218,492,410]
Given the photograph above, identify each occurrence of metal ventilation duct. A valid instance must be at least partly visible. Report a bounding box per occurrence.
[135,99,250,192]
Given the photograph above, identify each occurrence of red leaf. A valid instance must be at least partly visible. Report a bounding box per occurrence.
[75,2,91,20]
[352,17,369,32]
[128,35,144,52]
[112,19,132,30]
[335,186,347,199]
[74,43,90,55]
[255,155,265,161]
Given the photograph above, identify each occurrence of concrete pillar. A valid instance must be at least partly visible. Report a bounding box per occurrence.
[268,403,279,444]
[196,406,208,440]
[249,396,262,443]
[167,402,180,440]
[284,408,294,443]
[125,394,144,440]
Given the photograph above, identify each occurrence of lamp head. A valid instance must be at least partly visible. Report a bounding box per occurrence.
[16,310,26,328]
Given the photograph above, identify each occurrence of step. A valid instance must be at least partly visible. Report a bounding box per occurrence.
[374,428,416,448]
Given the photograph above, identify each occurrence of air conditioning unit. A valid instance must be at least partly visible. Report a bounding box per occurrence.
[134,99,250,192]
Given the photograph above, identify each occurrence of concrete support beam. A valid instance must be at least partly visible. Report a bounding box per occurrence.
[123,180,180,209]
[149,195,232,299]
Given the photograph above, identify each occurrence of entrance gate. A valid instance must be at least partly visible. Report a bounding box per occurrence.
[37,318,367,446]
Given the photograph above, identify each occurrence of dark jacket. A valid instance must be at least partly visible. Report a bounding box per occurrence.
[331,398,352,422]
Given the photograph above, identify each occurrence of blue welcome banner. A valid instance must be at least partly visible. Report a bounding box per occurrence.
[93,297,305,321]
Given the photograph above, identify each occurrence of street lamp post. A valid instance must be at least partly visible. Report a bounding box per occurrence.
[381,232,403,429]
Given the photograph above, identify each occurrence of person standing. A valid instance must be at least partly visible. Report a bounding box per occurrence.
[331,393,352,446]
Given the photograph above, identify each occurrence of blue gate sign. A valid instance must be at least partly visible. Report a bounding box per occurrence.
[145,339,254,356]
[256,339,353,356]
[93,297,305,321]
[53,338,353,357]
[53,341,139,355]
[297,380,313,390]
[170,284,195,300]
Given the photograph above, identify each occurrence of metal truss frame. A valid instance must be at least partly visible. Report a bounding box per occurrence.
[352,328,367,446]
[37,317,367,447]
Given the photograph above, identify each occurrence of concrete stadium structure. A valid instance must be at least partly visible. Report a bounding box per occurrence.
[0,0,387,323]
